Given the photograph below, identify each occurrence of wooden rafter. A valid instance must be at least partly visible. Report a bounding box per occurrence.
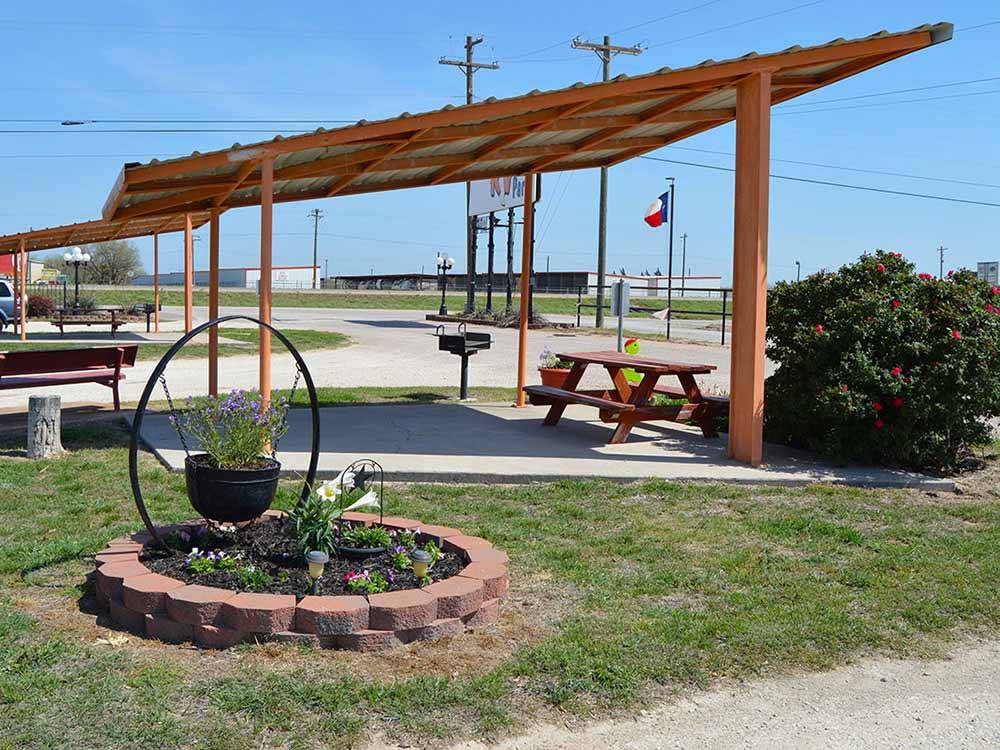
[527,91,715,173]
[429,98,609,185]
[325,128,431,197]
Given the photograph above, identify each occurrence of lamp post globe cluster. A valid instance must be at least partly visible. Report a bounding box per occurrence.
[63,246,91,312]
[436,253,454,315]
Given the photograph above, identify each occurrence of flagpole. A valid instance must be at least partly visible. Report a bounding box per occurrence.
[666,177,676,340]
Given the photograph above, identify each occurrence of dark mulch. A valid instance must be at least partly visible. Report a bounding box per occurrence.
[141,518,463,598]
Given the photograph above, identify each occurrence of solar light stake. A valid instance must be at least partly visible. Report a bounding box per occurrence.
[305,550,329,594]
[411,549,432,578]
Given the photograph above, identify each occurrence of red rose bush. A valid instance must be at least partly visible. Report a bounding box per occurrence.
[765,250,1000,471]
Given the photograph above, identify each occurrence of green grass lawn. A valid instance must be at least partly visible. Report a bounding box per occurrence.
[89,288,726,320]
[0,328,350,362]
[2,420,998,749]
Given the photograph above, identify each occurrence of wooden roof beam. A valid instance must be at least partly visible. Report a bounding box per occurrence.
[528,91,715,172]
[326,127,432,197]
[429,99,602,185]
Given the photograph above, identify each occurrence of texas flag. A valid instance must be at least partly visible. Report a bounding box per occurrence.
[643,191,670,228]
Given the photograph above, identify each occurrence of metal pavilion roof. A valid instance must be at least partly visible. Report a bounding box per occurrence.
[0,211,214,256]
[100,23,952,223]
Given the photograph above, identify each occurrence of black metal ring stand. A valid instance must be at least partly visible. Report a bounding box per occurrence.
[128,315,321,546]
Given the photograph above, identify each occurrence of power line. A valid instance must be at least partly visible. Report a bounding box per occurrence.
[669,146,1000,190]
[639,155,1000,208]
[610,0,728,35]
[778,74,1000,108]
[958,20,1000,32]
[646,0,824,49]
[774,87,1000,116]
[504,0,825,62]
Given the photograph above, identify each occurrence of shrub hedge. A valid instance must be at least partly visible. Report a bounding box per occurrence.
[765,250,1000,472]
[26,295,56,318]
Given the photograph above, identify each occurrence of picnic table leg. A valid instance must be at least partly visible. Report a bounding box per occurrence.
[677,372,718,438]
[542,362,587,426]
[607,373,660,444]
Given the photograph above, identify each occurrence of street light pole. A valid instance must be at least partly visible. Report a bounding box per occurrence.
[63,246,91,312]
[437,253,454,315]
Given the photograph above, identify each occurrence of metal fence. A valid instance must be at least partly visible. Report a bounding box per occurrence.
[27,281,67,310]
[575,284,733,344]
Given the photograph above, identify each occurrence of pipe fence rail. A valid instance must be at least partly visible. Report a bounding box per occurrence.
[575,284,732,344]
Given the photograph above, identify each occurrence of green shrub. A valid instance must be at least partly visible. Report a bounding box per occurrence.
[765,250,1000,472]
[340,525,392,549]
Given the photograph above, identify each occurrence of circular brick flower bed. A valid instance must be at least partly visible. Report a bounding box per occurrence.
[92,511,509,651]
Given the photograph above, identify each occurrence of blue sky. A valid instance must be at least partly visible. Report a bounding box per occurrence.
[1,1,997,283]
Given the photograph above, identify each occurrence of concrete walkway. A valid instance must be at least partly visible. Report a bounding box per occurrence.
[141,403,952,490]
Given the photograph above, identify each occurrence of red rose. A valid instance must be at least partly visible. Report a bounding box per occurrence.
[947,270,954,278]
[918,273,933,281]
[876,263,886,273]
[840,384,850,393]
[890,366,902,377]
[950,329,962,340]
[893,397,903,408]
[892,299,901,309]
[814,324,824,333]
[873,402,883,412]
[874,418,884,429]
[992,286,1000,295]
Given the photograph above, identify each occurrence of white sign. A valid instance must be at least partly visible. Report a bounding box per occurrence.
[469,176,528,216]
[977,261,998,285]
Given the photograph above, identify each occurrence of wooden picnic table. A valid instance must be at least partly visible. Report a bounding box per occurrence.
[523,350,728,444]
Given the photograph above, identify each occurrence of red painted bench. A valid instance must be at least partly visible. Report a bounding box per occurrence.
[0,346,139,410]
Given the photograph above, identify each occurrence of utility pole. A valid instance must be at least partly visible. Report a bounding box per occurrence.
[572,35,642,327]
[795,260,801,282]
[679,233,688,297]
[440,36,499,313]
[307,208,323,289]
[938,245,946,279]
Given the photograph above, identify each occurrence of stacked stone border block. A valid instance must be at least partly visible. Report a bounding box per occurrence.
[92,511,508,651]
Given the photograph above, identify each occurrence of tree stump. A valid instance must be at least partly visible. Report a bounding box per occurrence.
[27,395,63,459]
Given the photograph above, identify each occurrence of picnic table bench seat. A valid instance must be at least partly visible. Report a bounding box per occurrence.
[522,384,635,413]
[0,345,138,410]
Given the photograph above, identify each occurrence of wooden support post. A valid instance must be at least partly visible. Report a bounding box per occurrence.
[18,237,27,341]
[208,210,220,396]
[153,232,160,333]
[515,174,535,407]
[259,158,274,407]
[728,71,771,466]
[183,213,193,333]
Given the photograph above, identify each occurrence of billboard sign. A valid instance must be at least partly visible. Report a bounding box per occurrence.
[977,261,999,285]
[469,175,529,216]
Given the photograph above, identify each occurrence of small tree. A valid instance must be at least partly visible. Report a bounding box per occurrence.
[765,250,1000,472]
[82,241,144,285]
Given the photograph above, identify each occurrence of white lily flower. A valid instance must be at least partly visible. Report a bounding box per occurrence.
[339,488,380,515]
[334,469,357,493]
[315,480,339,502]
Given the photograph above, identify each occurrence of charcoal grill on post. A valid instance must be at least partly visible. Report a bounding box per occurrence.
[434,322,493,400]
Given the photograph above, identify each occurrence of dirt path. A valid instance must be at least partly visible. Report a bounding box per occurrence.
[440,639,1000,749]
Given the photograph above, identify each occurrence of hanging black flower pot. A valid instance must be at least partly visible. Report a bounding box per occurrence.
[184,453,281,523]
[129,315,321,545]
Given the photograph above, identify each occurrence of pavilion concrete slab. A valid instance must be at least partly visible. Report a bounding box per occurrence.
[140,403,953,490]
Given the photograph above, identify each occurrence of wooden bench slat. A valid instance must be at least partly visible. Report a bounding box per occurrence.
[652,384,730,404]
[523,385,635,412]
